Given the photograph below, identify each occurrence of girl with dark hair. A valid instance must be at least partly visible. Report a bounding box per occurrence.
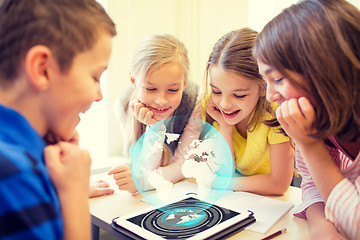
[254,0,360,239]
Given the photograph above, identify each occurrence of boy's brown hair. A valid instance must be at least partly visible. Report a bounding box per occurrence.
[0,0,116,87]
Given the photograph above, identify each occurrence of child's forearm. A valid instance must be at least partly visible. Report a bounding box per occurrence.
[218,126,235,171]
[306,203,346,240]
[325,177,360,239]
[230,173,291,195]
[296,140,344,202]
[142,123,166,170]
[59,191,91,240]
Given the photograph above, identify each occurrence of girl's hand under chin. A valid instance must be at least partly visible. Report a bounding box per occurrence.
[206,98,233,130]
[276,97,318,146]
[129,99,158,126]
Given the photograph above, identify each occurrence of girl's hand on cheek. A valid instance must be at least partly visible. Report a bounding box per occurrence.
[277,97,317,145]
[129,99,157,126]
[206,98,233,131]
[206,98,222,123]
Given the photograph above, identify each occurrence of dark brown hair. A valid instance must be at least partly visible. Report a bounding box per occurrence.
[205,28,277,131]
[253,0,360,141]
[0,0,116,87]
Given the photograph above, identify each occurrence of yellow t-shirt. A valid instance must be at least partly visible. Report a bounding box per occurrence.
[213,106,289,176]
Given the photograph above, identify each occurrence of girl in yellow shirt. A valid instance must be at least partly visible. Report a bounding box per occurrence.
[204,28,294,195]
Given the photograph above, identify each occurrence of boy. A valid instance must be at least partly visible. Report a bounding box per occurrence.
[0,0,116,239]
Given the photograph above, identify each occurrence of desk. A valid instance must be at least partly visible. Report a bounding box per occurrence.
[89,172,309,240]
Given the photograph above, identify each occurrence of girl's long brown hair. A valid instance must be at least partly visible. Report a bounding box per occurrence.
[253,0,360,142]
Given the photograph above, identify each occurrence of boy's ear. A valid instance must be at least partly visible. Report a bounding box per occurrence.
[24,45,53,91]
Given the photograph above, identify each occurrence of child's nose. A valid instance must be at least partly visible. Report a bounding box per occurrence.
[155,93,167,106]
[219,96,232,109]
[266,85,279,103]
[95,85,103,102]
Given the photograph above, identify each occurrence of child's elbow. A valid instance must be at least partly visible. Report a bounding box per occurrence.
[271,179,291,195]
[275,184,290,195]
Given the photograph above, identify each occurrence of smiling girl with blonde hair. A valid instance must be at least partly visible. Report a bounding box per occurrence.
[109,33,201,194]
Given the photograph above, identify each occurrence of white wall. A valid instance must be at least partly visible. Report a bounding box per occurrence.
[248,0,298,32]
[348,0,360,9]
[249,0,360,32]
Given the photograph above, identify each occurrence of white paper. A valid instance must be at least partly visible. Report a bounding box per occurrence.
[218,191,294,234]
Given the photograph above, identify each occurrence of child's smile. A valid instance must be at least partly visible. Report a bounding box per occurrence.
[222,109,241,119]
[209,65,262,127]
[148,106,172,115]
[136,62,186,121]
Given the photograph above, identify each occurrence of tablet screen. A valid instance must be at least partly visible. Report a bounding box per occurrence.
[113,197,254,240]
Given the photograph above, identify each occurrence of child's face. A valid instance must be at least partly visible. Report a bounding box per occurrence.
[135,62,186,122]
[209,65,263,126]
[44,32,113,140]
[258,60,309,105]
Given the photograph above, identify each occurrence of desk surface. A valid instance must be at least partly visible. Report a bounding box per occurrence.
[89,172,309,240]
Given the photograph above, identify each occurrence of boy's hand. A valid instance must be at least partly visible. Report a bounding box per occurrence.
[44,142,91,196]
[129,99,157,126]
[108,165,138,194]
[276,97,318,146]
[67,130,79,145]
[43,130,79,145]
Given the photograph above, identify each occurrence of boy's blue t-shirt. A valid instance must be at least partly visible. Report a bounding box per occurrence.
[0,104,63,240]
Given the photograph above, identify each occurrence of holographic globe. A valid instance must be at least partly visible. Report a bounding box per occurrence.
[131,116,233,207]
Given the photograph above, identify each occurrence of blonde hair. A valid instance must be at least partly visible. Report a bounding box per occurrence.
[120,33,189,157]
[131,33,189,87]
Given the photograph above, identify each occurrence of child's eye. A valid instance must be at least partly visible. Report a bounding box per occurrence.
[274,78,283,84]
[169,89,179,93]
[145,88,156,92]
[93,77,100,82]
[234,94,246,99]
[212,90,221,95]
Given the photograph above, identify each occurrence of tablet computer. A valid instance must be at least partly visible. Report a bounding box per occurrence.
[111,197,255,240]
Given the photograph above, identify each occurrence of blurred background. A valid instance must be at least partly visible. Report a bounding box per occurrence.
[76,0,360,171]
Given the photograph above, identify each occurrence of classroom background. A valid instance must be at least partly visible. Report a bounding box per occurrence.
[76,0,360,172]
